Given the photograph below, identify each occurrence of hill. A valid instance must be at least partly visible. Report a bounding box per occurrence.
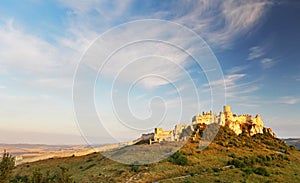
[11,124,300,183]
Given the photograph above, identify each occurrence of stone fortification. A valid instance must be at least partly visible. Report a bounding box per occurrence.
[192,105,274,137]
[150,105,276,143]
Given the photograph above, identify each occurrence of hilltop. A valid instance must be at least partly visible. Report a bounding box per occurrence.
[11,124,300,183]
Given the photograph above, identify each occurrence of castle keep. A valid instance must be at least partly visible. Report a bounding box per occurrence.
[149,105,276,144]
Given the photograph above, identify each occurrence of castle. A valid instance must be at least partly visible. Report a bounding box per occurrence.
[148,105,276,144]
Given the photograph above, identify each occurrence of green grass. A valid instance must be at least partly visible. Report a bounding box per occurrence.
[12,125,300,183]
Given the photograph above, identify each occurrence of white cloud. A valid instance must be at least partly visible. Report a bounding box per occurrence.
[227,85,260,98]
[0,19,65,74]
[57,0,134,53]
[169,0,272,48]
[246,46,276,69]
[78,19,217,90]
[0,18,79,91]
[59,0,132,19]
[261,58,276,69]
[202,73,261,107]
[227,65,249,74]
[278,96,300,105]
[247,46,265,60]
[57,0,272,50]
[204,74,246,88]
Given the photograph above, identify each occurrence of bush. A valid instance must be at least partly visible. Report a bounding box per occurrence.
[253,167,270,176]
[169,150,189,166]
[16,166,74,183]
[212,167,221,172]
[131,165,139,172]
[243,168,253,175]
[32,169,44,183]
[229,153,236,158]
[227,159,246,168]
[11,175,30,183]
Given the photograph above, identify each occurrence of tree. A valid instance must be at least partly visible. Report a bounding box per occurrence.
[0,150,15,183]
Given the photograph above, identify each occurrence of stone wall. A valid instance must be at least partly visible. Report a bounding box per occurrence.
[153,128,173,143]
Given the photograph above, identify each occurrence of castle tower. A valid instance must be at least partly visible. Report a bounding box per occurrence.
[223,105,233,125]
[223,105,231,113]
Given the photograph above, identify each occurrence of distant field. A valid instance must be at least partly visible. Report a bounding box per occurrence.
[0,143,88,157]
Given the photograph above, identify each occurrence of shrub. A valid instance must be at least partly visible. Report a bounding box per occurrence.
[11,175,30,183]
[32,169,44,183]
[131,165,139,172]
[229,153,236,158]
[212,167,221,172]
[257,154,267,162]
[253,167,270,176]
[243,168,253,175]
[227,159,246,168]
[169,150,189,166]
[55,166,75,183]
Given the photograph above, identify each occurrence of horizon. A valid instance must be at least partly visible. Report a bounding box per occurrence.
[0,106,299,145]
[0,0,299,145]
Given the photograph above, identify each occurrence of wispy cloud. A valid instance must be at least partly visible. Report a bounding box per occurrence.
[202,73,261,108]
[59,0,132,20]
[247,46,265,60]
[260,57,276,69]
[0,85,6,89]
[278,96,300,105]
[58,0,273,50]
[204,74,246,88]
[227,65,249,74]
[58,0,134,53]
[169,0,272,48]
[247,46,277,69]
[0,19,67,74]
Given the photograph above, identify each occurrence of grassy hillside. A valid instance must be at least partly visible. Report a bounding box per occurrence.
[12,125,300,183]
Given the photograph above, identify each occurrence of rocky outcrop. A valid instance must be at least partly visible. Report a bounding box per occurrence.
[263,127,277,138]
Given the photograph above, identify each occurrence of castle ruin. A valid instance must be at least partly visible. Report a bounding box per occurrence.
[192,105,266,136]
[149,105,276,144]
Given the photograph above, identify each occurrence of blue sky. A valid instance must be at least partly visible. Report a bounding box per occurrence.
[0,0,299,144]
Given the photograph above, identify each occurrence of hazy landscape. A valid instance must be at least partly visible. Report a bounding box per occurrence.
[5,125,300,183]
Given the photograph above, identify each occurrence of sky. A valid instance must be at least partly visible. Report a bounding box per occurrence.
[0,0,299,145]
